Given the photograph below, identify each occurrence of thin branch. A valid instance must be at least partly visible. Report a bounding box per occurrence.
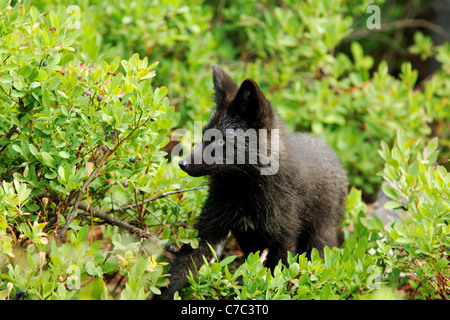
[49,182,205,240]
[78,204,157,240]
[179,175,189,191]
[133,185,145,230]
[165,197,184,216]
[143,206,165,227]
[56,123,142,241]
[345,19,450,42]
[56,148,112,241]
[106,184,206,214]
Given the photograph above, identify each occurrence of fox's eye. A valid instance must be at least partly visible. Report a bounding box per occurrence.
[218,139,225,146]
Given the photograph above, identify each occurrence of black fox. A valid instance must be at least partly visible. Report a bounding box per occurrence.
[158,65,347,299]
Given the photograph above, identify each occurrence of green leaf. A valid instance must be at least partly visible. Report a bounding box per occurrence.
[360,215,385,233]
[77,225,89,242]
[382,184,399,201]
[298,272,309,286]
[401,138,416,153]
[29,144,38,156]
[310,248,321,262]
[58,165,65,181]
[29,81,41,89]
[41,152,56,168]
[423,137,438,162]
[49,11,59,28]
[42,89,50,110]
[162,226,171,239]
[47,76,61,91]
[12,144,24,156]
[91,240,102,251]
[384,201,403,210]
[44,172,57,179]
[0,0,9,11]
[289,263,300,278]
[94,250,106,264]
[189,237,199,249]
[85,261,102,277]
[219,255,237,267]
[78,277,109,300]
[59,151,70,158]
[435,258,448,271]
[34,128,51,138]
[154,86,168,105]
[104,256,119,273]
[150,286,161,295]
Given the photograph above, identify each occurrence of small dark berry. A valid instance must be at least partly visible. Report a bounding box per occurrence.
[97,95,102,102]
[181,222,186,228]
[130,157,136,163]
[101,146,108,152]
[430,276,436,282]
[139,189,145,195]
[123,181,129,188]
[14,290,29,300]
[85,90,91,96]
[42,61,48,67]
[165,243,171,250]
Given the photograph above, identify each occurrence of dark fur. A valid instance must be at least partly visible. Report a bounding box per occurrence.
[157,65,347,299]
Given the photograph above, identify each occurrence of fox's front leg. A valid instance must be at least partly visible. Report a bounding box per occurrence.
[156,199,229,300]
[157,239,220,300]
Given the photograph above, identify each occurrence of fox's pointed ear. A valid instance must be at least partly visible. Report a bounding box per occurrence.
[212,64,238,106]
[233,79,274,128]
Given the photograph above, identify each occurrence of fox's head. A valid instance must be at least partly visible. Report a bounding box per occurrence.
[179,65,280,177]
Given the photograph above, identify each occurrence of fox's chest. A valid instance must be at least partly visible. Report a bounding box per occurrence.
[232,204,270,233]
[238,215,256,231]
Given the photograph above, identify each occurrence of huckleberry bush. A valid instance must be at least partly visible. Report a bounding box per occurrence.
[0,1,198,299]
[0,0,449,299]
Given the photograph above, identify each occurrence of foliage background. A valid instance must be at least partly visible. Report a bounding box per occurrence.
[0,0,449,300]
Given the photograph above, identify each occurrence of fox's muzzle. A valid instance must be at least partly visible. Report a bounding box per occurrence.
[178,143,209,177]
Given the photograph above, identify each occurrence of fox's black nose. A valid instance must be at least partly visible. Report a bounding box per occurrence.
[178,160,186,170]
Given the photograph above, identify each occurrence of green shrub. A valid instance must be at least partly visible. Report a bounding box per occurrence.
[369,131,450,299]
[0,0,200,299]
[181,132,450,300]
[0,0,449,300]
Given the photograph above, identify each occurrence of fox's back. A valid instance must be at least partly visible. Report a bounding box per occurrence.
[287,132,347,184]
